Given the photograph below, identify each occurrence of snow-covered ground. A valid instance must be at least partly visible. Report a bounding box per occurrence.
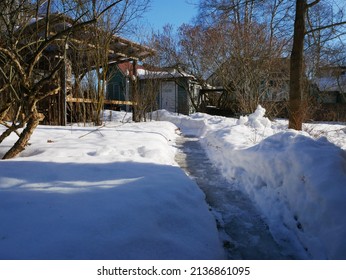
[0,107,345,259]
[0,116,224,260]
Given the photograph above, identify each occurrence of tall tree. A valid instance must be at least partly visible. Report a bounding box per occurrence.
[194,0,290,115]
[288,0,308,130]
[289,0,346,130]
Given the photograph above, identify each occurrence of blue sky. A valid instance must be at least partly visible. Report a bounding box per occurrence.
[143,0,198,31]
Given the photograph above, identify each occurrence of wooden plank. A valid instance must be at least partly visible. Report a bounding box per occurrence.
[66,97,135,105]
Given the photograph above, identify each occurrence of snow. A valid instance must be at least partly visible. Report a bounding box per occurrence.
[214,131,346,259]
[0,118,224,260]
[1,107,346,260]
[157,106,346,260]
[315,75,346,93]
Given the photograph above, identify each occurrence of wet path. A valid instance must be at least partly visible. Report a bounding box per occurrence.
[175,135,295,259]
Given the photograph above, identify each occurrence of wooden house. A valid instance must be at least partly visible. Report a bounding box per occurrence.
[313,66,346,121]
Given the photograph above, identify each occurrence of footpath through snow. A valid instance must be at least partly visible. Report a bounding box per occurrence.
[156,107,346,260]
[175,135,296,259]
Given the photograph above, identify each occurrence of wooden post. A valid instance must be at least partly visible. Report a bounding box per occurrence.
[59,43,68,126]
[132,60,139,122]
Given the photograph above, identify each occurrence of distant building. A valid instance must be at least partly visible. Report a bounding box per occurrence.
[312,66,346,121]
[314,66,346,104]
[107,62,200,115]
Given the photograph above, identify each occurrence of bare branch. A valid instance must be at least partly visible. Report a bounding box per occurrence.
[0,46,28,86]
[307,0,321,8]
[95,0,126,21]
[306,20,346,34]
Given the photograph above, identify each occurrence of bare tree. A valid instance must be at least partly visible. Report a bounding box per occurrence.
[191,1,290,116]
[150,24,204,112]
[289,0,346,130]
[0,0,149,159]
[135,63,161,121]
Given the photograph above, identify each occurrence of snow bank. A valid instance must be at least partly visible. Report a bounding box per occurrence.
[0,161,224,260]
[13,121,179,165]
[102,110,132,123]
[201,107,346,259]
[213,132,346,259]
[151,110,208,137]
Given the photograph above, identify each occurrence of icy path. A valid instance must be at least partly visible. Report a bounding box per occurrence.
[175,135,297,260]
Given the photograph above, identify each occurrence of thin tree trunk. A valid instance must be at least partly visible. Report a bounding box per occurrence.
[0,126,19,145]
[288,0,307,130]
[2,112,44,159]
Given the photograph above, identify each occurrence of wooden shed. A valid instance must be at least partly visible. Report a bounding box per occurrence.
[107,63,200,115]
[28,14,156,125]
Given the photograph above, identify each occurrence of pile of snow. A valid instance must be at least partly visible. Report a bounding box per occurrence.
[236,105,271,130]
[102,110,132,123]
[0,121,224,260]
[151,110,209,137]
[198,106,346,259]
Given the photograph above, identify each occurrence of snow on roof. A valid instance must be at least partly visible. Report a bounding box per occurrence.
[28,17,43,24]
[116,62,196,80]
[138,68,195,79]
[315,76,346,92]
[315,69,346,92]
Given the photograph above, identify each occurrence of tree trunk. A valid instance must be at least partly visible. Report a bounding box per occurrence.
[2,112,44,159]
[288,0,307,130]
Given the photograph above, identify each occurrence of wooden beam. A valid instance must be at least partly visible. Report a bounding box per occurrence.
[66,97,135,105]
